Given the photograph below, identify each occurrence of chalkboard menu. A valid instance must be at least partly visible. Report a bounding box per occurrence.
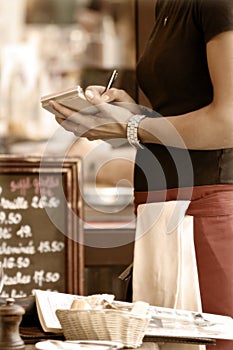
[0,155,84,297]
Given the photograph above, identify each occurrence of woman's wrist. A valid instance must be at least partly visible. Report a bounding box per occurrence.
[138,117,159,144]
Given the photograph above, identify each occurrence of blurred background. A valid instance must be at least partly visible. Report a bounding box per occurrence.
[0,0,137,214]
[0,0,136,299]
[0,0,136,143]
[0,0,154,299]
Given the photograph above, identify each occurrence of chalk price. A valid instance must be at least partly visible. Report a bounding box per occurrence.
[2,256,30,269]
[33,270,60,287]
[31,196,60,209]
[0,211,22,225]
[37,240,65,253]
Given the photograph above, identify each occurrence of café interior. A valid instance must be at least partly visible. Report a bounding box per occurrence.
[0,1,165,348]
[0,1,232,350]
[0,0,150,300]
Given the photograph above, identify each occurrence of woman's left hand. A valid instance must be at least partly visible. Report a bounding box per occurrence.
[49,86,138,141]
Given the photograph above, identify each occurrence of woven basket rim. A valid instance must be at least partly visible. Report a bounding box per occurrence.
[56,308,151,320]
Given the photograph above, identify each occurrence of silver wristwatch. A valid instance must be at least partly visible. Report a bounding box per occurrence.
[126,114,146,149]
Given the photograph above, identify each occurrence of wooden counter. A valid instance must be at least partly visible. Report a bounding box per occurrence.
[20,326,216,349]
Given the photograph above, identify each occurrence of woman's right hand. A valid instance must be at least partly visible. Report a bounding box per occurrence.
[49,84,139,142]
[85,85,140,114]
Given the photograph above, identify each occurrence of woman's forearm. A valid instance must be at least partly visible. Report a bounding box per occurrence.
[138,103,233,150]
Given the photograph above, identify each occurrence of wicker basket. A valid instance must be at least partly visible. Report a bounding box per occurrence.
[55,308,151,348]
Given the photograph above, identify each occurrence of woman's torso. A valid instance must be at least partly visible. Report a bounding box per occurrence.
[135,0,233,193]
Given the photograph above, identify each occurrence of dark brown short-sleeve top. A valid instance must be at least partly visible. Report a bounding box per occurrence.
[135,0,233,193]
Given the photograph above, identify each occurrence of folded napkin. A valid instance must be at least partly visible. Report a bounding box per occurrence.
[132,201,205,350]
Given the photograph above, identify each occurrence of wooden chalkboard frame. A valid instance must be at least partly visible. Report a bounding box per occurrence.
[0,155,84,296]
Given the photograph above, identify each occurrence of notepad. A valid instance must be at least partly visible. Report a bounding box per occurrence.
[41,85,92,117]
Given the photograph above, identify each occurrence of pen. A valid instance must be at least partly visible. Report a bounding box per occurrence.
[103,69,118,92]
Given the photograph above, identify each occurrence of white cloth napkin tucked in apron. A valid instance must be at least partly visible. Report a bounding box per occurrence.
[132,201,205,350]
